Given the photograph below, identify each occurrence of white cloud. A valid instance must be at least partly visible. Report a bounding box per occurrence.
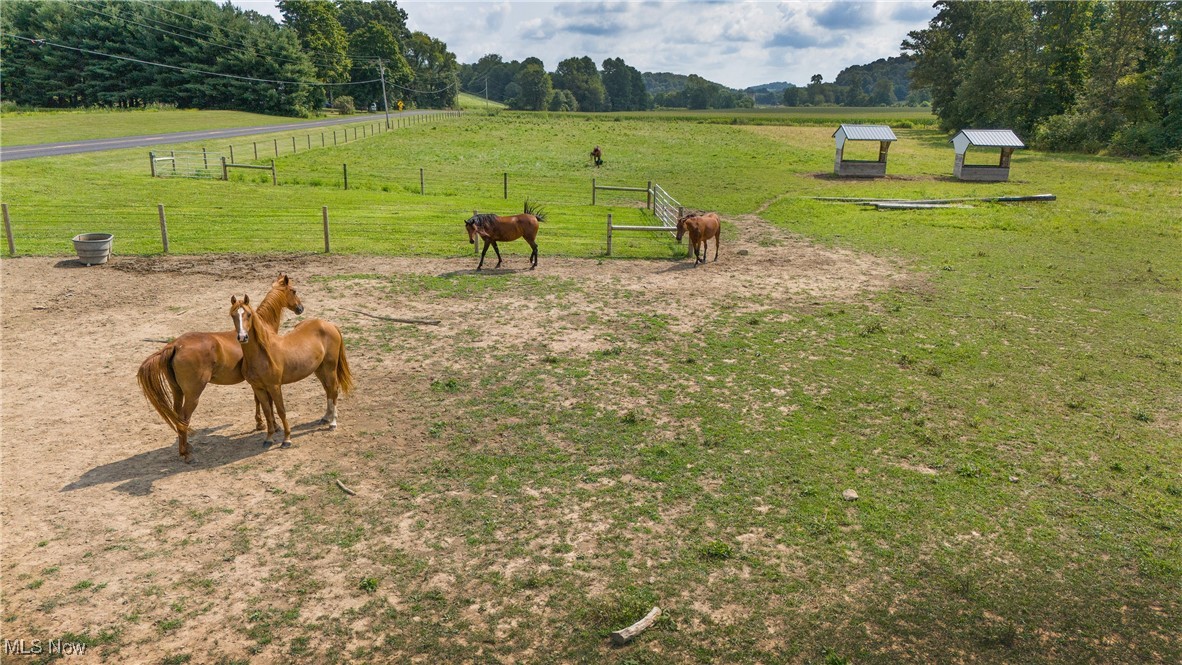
[230,1,937,89]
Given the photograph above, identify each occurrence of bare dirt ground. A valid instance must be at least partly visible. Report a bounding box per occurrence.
[1,216,912,662]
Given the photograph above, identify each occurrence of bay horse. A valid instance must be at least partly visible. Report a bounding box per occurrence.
[138,274,304,463]
[676,212,722,265]
[464,201,546,270]
[230,294,353,449]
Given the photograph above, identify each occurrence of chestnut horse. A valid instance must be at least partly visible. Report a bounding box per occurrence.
[230,295,353,449]
[464,201,546,270]
[138,274,304,463]
[676,212,721,264]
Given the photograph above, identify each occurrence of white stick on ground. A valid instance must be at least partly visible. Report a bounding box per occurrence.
[611,606,661,646]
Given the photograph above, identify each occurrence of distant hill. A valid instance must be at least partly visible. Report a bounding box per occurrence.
[744,82,791,94]
[643,72,735,95]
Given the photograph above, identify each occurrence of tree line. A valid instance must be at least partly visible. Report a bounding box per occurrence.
[904,0,1181,155]
[459,57,756,111]
[0,0,458,116]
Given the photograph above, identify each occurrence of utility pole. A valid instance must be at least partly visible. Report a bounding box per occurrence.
[379,58,391,129]
[484,77,489,109]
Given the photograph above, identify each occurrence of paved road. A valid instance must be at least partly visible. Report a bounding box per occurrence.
[0,110,435,162]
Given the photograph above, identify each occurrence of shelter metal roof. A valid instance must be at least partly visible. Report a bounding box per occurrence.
[951,129,1025,148]
[833,124,897,141]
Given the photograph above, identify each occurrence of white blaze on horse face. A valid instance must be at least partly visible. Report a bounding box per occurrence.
[234,308,248,343]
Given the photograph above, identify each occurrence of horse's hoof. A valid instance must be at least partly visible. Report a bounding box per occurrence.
[328,423,338,431]
[254,423,265,431]
[280,441,292,449]
[263,439,274,449]
[182,456,194,465]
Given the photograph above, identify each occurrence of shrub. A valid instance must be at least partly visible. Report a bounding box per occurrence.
[333,96,356,115]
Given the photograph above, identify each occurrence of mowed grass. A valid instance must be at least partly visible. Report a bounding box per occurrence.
[0,107,344,146]
[3,111,1181,662]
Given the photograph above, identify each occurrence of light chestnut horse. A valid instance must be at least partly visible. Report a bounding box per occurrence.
[230,295,353,449]
[138,274,304,463]
[676,212,722,264]
[464,201,546,270]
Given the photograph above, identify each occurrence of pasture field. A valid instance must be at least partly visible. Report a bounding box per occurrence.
[0,110,1180,663]
[0,108,341,147]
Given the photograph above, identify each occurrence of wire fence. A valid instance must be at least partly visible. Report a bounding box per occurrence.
[0,199,684,260]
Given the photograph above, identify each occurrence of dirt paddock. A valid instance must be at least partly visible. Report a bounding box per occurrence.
[1,216,911,662]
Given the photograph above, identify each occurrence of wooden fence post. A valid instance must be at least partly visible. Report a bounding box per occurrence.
[170,151,176,174]
[271,160,277,186]
[343,163,348,190]
[307,134,311,149]
[221,156,228,181]
[158,203,169,254]
[420,168,425,195]
[274,138,278,156]
[322,206,330,253]
[229,144,235,163]
[2,204,15,256]
[149,152,157,178]
[473,210,479,254]
[321,132,325,147]
[606,214,613,257]
[592,178,596,205]
[504,172,508,199]
[292,136,296,152]
[253,142,258,160]
[647,180,653,210]
[202,147,208,170]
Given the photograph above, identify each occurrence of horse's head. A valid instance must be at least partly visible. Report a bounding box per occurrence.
[273,273,304,315]
[675,215,689,242]
[464,216,479,244]
[229,295,255,344]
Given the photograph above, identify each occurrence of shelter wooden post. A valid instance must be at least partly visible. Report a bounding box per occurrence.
[157,203,169,253]
[322,206,330,253]
[606,214,613,257]
[878,140,890,163]
[2,204,15,256]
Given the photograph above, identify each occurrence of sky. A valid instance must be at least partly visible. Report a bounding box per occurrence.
[229,1,937,90]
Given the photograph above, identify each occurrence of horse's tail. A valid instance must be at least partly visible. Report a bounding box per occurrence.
[523,199,547,223]
[335,335,354,396]
[137,343,187,434]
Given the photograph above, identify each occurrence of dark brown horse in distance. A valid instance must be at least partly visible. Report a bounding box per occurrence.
[590,145,603,167]
[676,212,722,264]
[465,201,546,270]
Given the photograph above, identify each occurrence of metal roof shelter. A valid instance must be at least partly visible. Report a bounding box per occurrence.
[950,129,1025,181]
[833,124,898,177]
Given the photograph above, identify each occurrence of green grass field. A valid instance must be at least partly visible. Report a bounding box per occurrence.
[2,109,1179,662]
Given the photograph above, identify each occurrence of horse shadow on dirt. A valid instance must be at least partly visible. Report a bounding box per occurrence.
[437,267,533,278]
[61,424,272,496]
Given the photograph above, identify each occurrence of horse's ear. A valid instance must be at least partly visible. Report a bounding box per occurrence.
[231,295,238,305]
[243,294,251,305]
[281,274,290,285]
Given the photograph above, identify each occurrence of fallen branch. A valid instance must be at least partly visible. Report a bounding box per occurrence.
[142,338,173,344]
[611,606,661,646]
[816,193,1056,205]
[335,479,357,496]
[343,308,441,326]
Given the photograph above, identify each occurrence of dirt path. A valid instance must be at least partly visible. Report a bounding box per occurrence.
[0,217,913,661]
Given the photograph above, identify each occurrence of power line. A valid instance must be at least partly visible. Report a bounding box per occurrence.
[2,33,381,87]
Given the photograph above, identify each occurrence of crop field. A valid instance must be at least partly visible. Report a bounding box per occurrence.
[1,109,1179,664]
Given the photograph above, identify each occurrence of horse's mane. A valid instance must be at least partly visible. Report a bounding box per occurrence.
[523,200,547,223]
[467,213,500,227]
